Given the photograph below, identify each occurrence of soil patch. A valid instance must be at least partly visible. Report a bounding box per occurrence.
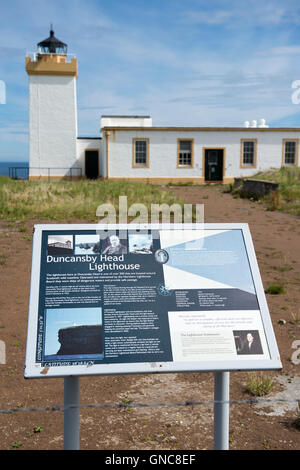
[0,186,300,450]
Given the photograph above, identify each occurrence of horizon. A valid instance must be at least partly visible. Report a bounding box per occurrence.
[2,0,300,162]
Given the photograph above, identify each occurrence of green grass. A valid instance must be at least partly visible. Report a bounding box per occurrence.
[0,177,184,221]
[265,284,286,295]
[250,167,300,215]
[245,373,275,397]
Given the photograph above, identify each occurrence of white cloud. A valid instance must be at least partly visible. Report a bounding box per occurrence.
[181,9,233,25]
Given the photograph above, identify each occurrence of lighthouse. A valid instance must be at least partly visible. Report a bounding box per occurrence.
[25,28,78,179]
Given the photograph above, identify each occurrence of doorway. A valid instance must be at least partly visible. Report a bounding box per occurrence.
[204,149,224,182]
[85,150,99,179]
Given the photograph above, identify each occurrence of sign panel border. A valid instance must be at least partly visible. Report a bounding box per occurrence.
[24,223,282,378]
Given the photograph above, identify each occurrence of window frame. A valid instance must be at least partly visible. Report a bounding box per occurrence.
[282,139,299,167]
[240,138,257,168]
[177,138,194,168]
[132,138,150,168]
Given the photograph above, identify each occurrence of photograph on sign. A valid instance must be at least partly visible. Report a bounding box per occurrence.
[24,224,281,378]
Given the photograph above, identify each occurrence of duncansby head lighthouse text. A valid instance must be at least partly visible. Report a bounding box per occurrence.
[47,254,141,272]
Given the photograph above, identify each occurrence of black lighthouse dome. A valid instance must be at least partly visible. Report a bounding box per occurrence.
[37,27,67,55]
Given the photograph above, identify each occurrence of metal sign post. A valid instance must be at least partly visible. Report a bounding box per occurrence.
[64,376,80,450]
[214,371,230,450]
[63,372,230,451]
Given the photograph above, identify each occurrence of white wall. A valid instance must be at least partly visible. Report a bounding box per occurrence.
[101,116,152,129]
[106,129,300,180]
[29,74,78,177]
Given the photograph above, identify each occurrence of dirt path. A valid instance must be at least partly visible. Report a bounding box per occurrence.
[0,185,299,450]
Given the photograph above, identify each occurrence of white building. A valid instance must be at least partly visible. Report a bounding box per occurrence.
[26,30,300,183]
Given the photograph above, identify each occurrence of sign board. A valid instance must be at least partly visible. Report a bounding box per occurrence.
[24,224,282,378]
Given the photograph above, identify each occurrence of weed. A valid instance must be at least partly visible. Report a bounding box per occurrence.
[289,312,300,325]
[265,284,286,295]
[273,265,293,272]
[245,373,275,397]
[0,254,7,265]
[11,441,23,449]
[263,439,270,449]
[291,413,300,431]
[33,425,44,433]
[122,396,132,405]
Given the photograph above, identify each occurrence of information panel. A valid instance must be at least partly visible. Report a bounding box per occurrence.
[24,224,282,378]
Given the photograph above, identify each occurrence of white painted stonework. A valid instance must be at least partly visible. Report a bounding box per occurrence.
[29,74,78,177]
[101,127,300,181]
[100,116,152,129]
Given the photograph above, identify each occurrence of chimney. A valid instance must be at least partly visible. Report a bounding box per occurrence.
[258,118,268,128]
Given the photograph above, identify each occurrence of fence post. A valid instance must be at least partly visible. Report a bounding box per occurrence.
[213,371,230,450]
[64,376,80,450]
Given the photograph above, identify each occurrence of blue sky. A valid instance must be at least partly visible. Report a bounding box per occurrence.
[2,0,300,162]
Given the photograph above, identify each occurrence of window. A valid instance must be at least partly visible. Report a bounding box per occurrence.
[177,139,194,167]
[132,138,149,168]
[283,140,298,166]
[240,139,257,167]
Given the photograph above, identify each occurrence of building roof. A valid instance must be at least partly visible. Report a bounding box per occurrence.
[37,28,67,54]
[77,136,102,140]
[101,126,300,132]
[101,115,151,118]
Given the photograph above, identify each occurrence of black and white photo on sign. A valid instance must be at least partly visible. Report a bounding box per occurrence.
[47,235,73,255]
[101,234,127,255]
[233,330,264,355]
[128,233,153,254]
[75,234,101,254]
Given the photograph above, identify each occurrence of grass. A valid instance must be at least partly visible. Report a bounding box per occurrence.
[0,176,184,221]
[265,284,286,295]
[249,167,300,215]
[245,373,275,397]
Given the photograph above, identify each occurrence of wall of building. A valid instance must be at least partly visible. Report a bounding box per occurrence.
[105,128,300,182]
[100,116,152,129]
[29,74,78,178]
[76,138,102,177]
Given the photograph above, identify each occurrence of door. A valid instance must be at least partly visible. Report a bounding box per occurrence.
[204,149,224,182]
[85,150,99,179]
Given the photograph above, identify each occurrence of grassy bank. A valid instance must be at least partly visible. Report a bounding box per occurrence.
[0,177,184,221]
[230,167,300,216]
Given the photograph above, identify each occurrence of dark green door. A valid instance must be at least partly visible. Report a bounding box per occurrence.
[204,149,223,182]
[85,151,99,179]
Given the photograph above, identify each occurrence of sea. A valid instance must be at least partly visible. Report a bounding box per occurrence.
[0,161,29,178]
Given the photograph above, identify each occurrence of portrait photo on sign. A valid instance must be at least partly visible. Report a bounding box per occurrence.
[74,234,101,255]
[101,234,127,255]
[233,330,263,355]
[128,233,153,254]
[47,235,73,255]
[43,307,103,361]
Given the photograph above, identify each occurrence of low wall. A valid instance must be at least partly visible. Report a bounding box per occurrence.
[234,178,279,199]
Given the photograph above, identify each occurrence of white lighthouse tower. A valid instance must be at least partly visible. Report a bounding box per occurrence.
[26,28,78,180]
